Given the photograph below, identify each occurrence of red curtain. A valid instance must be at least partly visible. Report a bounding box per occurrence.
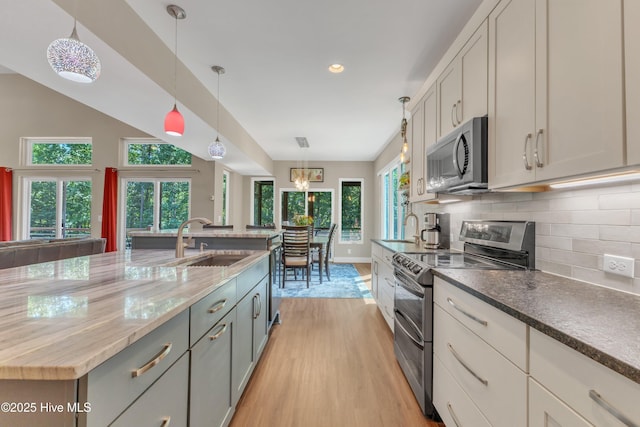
[0,167,12,241]
[101,167,118,252]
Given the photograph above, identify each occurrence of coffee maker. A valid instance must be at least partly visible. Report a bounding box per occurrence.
[420,213,450,249]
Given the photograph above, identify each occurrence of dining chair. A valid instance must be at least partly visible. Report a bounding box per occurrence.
[281,227,312,288]
[312,223,337,281]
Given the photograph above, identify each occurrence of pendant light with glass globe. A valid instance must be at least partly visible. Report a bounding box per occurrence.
[164,5,186,137]
[208,66,227,159]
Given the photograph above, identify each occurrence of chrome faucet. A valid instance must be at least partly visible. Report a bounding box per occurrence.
[403,212,420,246]
[176,217,213,258]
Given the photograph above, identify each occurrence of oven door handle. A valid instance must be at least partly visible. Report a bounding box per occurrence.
[394,273,425,298]
[394,309,424,344]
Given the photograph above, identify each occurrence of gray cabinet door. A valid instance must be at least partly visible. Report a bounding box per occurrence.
[110,353,189,427]
[232,275,269,405]
[253,277,269,360]
[190,309,235,427]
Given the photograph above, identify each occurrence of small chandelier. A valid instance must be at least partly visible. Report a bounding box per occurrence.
[164,5,186,137]
[294,145,310,191]
[47,15,101,83]
[208,66,227,159]
[399,96,410,163]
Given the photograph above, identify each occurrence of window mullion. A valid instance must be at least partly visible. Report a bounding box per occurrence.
[154,180,161,230]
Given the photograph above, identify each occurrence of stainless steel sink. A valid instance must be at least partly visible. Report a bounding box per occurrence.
[170,253,249,267]
[380,239,415,243]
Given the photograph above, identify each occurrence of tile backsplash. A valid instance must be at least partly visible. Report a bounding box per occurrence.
[411,182,640,295]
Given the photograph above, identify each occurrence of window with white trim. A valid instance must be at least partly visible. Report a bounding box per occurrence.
[339,179,363,243]
[280,189,334,230]
[121,138,192,166]
[121,178,191,247]
[222,171,230,225]
[251,178,275,226]
[23,138,92,166]
[379,158,405,240]
[23,177,92,239]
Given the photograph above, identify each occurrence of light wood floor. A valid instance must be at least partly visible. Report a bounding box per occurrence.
[230,264,442,427]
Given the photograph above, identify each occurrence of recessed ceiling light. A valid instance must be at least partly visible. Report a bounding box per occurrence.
[328,64,344,73]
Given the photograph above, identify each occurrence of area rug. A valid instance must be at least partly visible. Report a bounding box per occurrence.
[279,263,373,299]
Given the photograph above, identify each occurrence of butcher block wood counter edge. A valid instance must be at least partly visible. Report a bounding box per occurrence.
[0,248,269,380]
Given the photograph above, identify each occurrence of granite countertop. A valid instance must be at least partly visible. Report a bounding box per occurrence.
[0,248,269,381]
[128,229,280,239]
[433,269,640,384]
[371,238,428,253]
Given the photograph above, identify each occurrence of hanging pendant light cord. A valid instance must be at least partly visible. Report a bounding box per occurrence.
[173,14,178,106]
[216,70,220,139]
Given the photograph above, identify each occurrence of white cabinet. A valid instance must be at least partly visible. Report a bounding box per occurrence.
[625,0,640,165]
[433,355,492,427]
[410,85,438,202]
[371,243,395,331]
[489,0,624,189]
[529,378,592,427]
[437,20,488,139]
[530,328,640,427]
[433,304,527,427]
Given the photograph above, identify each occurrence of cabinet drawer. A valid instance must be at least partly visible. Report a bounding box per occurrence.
[371,243,383,260]
[111,353,189,427]
[434,305,527,427]
[434,277,527,370]
[190,278,236,345]
[79,310,189,426]
[529,378,591,427]
[236,258,269,300]
[433,354,492,427]
[530,328,640,427]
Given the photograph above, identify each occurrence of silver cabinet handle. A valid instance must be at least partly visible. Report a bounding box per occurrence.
[257,292,262,317]
[523,133,533,170]
[589,390,638,427]
[373,260,378,275]
[160,416,171,427]
[447,402,462,427]
[534,128,544,168]
[447,343,488,386]
[252,295,258,319]
[131,342,172,378]
[455,100,462,124]
[208,298,228,314]
[451,103,457,127]
[447,297,488,326]
[384,255,392,264]
[384,277,395,288]
[209,323,228,341]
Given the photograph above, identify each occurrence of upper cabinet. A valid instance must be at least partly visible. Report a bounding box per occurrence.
[625,0,640,166]
[437,20,488,139]
[488,0,625,189]
[410,85,437,202]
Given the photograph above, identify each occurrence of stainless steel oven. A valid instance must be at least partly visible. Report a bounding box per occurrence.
[393,268,433,416]
[392,220,535,419]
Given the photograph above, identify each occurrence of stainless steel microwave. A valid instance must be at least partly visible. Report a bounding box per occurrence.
[426,116,488,194]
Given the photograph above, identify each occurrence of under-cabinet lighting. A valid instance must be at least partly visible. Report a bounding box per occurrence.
[549,171,640,189]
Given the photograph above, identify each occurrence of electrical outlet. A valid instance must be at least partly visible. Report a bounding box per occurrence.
[603,254,635,278]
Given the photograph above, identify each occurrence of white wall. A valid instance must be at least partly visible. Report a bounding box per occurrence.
[0,74,218,239]
[409,183,640,295]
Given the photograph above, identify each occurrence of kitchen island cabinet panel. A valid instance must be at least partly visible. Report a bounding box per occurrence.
[190,278,237,345]
[233,276,269,405]
[111,353,188,427]
[78,309,189,427]
[190,309,235,427]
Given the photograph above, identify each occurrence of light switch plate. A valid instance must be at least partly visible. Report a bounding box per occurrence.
[603,254,635,278]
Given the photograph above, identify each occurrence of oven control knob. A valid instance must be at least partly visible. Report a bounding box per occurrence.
[412,265,421,274]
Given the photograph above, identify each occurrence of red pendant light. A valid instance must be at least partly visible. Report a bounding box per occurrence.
[164,103,184,136]
[165,5,186,137]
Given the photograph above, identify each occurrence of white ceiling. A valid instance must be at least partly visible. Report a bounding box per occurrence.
[0,0,482,173]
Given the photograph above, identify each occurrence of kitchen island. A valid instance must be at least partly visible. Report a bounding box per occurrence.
[129,228,280,250]
[0,248,270,427]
